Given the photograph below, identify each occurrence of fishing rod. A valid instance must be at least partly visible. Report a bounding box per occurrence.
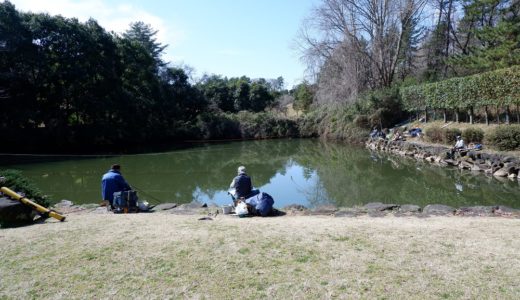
[130,185,163,205]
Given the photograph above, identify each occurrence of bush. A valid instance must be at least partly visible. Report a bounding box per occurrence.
[338,124,369,144]
[425,126,444,143]
[444,128,462,144]
[0,169,50,207]
[361,87,406,128]
[462,128,484,144]
[194,112,300,140]
[353,115,370,129]
[486,125,520,151]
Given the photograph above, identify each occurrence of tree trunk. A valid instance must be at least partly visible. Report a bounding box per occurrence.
[443,0,454,77]
[496,105,500,125]
[433,109,437,121]
[516,104,520,124]
[468,107,474,124]
[485,106,489,126]
[424,109,428,123]
[455,109,459,123]
[443,109,447,123]
[505,106,510,125]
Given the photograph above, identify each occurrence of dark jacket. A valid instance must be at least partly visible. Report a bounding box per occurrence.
[232,173,252,198]
[101,169,131,202]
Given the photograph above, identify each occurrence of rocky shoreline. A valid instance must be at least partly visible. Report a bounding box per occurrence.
[3,197,520,228]
[49,200,520,219]
[366,139,520,179]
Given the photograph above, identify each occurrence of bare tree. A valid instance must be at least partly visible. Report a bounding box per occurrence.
[297,0,427,104]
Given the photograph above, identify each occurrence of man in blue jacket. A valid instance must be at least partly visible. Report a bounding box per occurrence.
[101,164,131,207]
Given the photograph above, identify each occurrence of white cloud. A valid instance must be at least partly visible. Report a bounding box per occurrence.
[10,0,185,56]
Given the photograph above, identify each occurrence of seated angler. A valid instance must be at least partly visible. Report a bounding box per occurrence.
[229,166,259,201]
[448,135,465,159]
[101,164,131,209]
[454,135,465,151]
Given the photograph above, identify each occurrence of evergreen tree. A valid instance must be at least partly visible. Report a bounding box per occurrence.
[249,81,274,112]
[449,0,520,73]
[123,21,167,69]
[293,82,314,112]
[230,76,251,111]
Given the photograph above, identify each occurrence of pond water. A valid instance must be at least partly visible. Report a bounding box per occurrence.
[1,139,519,208]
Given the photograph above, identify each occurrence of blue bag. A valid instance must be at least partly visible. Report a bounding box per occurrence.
[246,192,274,217]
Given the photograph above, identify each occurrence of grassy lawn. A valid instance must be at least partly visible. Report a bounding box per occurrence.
[1,214,519,299]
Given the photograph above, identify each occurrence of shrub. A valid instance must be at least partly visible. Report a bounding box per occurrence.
[339,124,369,144]
[425,126,444,143]
[353,115,370,129]
[362,87,405,128]
[0,169,50,207]
[486,125,520,151]
[462,128,484,144]
[444,128,462,144]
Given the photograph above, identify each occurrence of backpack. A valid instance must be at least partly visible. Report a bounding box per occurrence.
[245,192,274,217]
[113,190,138,213]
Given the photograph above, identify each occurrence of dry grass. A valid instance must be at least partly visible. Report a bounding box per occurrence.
[1,213,519,299]
[406,120,520,156]
[417,120,498,136]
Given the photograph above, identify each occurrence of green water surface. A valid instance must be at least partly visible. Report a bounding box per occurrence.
[1,139,519,208]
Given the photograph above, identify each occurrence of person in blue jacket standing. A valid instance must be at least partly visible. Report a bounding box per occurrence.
[101,164,131,207]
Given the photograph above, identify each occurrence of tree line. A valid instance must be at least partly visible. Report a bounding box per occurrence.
[0,1,313,152]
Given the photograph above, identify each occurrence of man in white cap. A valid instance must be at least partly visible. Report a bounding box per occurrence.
[449,135,465,159]
[230,166,254,199]
[454,135,465,150]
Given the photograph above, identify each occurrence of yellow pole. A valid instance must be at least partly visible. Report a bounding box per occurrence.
[1,187,66,222]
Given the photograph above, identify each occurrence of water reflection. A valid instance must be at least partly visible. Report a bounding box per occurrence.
[1,139,519,208]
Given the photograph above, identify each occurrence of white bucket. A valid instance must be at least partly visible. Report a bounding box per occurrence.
[222,205,232,214]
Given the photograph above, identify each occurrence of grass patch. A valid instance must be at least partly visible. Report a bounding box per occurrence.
[0,214,519,298]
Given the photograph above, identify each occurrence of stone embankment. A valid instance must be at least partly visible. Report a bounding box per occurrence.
[52,200,520,219]
[3,197,520,228]
[366,139,520,179]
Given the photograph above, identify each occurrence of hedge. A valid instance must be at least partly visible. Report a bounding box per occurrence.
[401,66,520,113]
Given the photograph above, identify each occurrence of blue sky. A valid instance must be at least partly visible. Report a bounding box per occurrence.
[11,0,318,87]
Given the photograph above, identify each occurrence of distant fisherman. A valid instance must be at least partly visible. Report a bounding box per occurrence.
[229,166,259,200]
[101,164,131,208]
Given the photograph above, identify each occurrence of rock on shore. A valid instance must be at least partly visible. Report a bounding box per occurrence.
[366,139,520,179]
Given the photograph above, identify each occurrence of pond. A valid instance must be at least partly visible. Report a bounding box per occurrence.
[1,139,519,208]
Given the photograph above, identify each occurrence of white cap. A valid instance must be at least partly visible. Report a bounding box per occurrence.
[238,166,246,174]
